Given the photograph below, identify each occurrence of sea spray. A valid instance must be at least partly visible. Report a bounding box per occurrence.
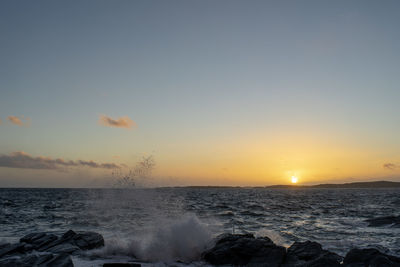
[112,155,155,188]
[88,214,213,262]
[84,161,217,263]
[255,228,290,248]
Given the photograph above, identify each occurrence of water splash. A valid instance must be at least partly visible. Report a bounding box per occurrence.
[112,155,155,188]
[88,215,212,262]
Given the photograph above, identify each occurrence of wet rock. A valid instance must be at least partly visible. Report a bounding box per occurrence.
[20,230,104,253]
[103,264,141,267]
[36,230,80,253]
[343,248,400,266]
[57,230,104,250]
[0,243,26,258]
[20,232,58,250]
[0,253,73,267]
[72,231,104,250]
[45,242,80,254]
[365,215,400,227]
[0,257,27,267]
[283,241,342,267]
[203,233,286,267]
[62,230,77,240]
[38,253,74,267]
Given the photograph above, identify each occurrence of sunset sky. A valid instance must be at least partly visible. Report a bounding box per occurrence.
[1,1,400,187]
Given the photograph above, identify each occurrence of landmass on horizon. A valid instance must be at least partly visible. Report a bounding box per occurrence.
[183,180,400,189]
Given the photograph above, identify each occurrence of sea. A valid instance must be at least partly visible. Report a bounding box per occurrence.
[1,188,399,266]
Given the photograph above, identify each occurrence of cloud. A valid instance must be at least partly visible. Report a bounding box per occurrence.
[383,163,399,170]
[0,151,121,171]
[7,116,30,126]
[8,116,23,125]
[99,115,136,129]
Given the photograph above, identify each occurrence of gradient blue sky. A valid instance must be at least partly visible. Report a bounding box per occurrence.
[1,0,400,187]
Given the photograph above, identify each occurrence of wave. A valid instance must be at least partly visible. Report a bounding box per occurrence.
[88,215,212,262]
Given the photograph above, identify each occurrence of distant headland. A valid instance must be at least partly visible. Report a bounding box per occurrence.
[182,180,400,189]
[265,180,400,189]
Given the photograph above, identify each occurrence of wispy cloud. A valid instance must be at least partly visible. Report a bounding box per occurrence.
[0,151,121,170]
[7,116,30,126]
[98,115,136,129]
[383,163,399,170]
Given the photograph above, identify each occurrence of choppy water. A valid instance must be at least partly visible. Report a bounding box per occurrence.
[1,188,400,265]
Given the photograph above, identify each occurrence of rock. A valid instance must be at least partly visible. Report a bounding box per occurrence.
[20,232,45,243]
[365,215,400,227]
[20,232,58,250]
[36,230,80,253]
[19,230,104,253]
[203,233,286,267]
[103,264,141,267]
[343,248,400,266]
[38,253,74,267]
[0,253,73,267]
[283,241,342,267]
[0,257,24,267]
[45,243,80,254]
[0,243,26,258]
[72,231,104,250]
[62,230,77,240]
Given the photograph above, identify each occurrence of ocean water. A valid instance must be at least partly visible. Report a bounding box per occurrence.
[1,188,400,266]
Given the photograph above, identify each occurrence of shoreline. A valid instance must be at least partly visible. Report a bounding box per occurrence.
[1,230,400,266]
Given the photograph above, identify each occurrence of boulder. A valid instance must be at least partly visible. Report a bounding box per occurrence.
[20,230,104,253]
[37,253,74,267]
[282,241,342,267]
[45,242,80,254]
[72,231,104,250]
[0,243,27,258]
[365,215,400,227]
[0,230,104,266]
[0,253,73,267]
[20,232,58,251]
[343,248,400,266]
[203,233,286,267]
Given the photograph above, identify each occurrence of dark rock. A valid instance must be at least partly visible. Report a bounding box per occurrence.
[283,241,342,267]
[36,230,80,253]
[20,232,47,243]
[72,231,104,250]
[0,253,73,267]
[343,248,400,266]
[0,258,23,267]
[38,253,74,267]
[45,243,80,254]
[0,243,26,258]
[20,232,58,250]
[103,264,141,267]
[34,254,54,265]
[203,233,286,267]
[19,230,104,254]
[365,215,400,227]
[62,230,77,240]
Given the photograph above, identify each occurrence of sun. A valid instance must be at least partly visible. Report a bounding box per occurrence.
[291,176,298,184]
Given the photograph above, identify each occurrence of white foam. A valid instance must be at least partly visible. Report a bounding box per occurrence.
[88,214,212,263]
[255,229,290,247]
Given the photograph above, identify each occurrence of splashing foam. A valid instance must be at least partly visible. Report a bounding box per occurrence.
[112,155,156,188]
[89,215,212,262]
[255,229,289,247]
[89,157,214,262]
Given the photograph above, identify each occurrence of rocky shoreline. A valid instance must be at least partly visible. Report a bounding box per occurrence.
[1,230,400,266]
[203,233,400,266]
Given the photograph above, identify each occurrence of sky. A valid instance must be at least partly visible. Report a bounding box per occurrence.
[1,0,400,187]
